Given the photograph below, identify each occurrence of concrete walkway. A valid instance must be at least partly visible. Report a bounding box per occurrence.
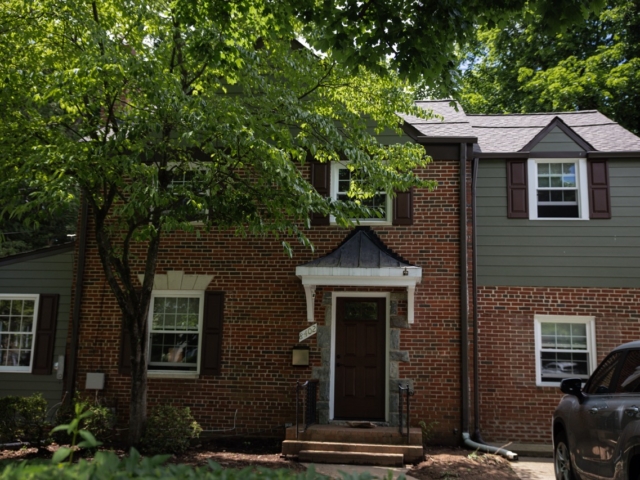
[510,456,554,480]
[302,463,418,479]
[304,457,554,479]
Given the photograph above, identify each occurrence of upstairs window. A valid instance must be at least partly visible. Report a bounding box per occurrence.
[527,159,589,220]
[330,163,391,224]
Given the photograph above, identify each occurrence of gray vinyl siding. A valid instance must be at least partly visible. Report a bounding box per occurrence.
[477,158,640,287]
[0,250,74,408]
[530,126,585,152]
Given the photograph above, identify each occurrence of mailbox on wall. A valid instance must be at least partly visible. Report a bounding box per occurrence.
[291,345,310,366]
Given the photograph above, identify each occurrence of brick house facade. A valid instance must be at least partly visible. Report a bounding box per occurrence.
[64,100,640,449]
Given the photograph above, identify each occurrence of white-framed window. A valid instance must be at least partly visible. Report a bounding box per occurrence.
[330,162,392,224]
[0,294,39,373]
[148,290,204,374]
[527,158,589,220]
[534,315,597,386]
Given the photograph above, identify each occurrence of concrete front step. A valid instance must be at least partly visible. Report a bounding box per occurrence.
[283,440,424,463]
[285,425,422,446]
[298,450,405,467]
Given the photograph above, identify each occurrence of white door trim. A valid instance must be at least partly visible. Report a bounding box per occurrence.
[329,291,390,421]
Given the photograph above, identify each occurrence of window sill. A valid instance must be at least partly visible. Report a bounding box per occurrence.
[529,217,590,221]
[147,371,199,379]
[330,219,393,226]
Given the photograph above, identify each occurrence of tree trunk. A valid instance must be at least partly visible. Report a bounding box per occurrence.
[129,347,148,447]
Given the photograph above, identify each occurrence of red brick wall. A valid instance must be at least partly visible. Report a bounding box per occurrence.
[476,285,640,444]
[70,158,467,441]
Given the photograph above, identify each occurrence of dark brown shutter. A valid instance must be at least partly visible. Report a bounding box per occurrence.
[32,294,59,375]
[506,160,529,218]
[118,318,132,376]
[310,161,330,226]
[392,189,413,225]
[200,291,224,375]
[588,159,611,219]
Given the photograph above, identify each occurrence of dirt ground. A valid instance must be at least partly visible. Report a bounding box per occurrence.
[0,439,519,479]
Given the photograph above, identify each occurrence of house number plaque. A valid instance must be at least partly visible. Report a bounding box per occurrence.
[299,323,317,342]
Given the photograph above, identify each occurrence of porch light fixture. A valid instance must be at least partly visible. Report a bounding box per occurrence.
[291,345,310,366]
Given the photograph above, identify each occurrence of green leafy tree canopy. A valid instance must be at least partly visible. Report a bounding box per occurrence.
[459,0,640,134]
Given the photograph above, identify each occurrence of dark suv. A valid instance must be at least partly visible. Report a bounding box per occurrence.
[553,340,640,480]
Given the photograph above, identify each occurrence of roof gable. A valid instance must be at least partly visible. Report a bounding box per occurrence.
[521,117,593,152]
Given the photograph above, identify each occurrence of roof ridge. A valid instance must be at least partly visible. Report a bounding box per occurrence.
[467,110,600,116]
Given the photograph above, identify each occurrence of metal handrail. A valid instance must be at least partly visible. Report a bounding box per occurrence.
[295,379,318,438]
[398,383,414,444]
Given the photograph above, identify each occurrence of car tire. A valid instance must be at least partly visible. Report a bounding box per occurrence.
[554,431,576,480]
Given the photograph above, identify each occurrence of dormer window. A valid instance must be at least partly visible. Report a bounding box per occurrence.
[527,159,589,220]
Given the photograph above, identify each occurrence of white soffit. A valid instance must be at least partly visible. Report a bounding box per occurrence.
[137,271,213,291]
[296,265,422,324]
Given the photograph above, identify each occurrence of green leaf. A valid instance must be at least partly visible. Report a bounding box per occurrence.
[51,447,72,464]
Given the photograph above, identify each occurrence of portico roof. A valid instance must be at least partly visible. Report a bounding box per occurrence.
[296,227,422,323]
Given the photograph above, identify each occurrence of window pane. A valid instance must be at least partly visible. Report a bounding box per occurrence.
[344,301,378,320]
[563,163,576,174]
[537,191,550,202]
[550,163,562,174]
[538,163,550,175]
[175,314,188,329]
[11,300,22,316]
[188,298,199,315]
[177,298,189,314]
[564,191,576,202]
[538,177,550,188]
[153,297,165,314]
[0,301,10,316]
[187,314,199,328]
[550,191,563,202]
[18,351,31,367]
[563,176,576,187]
[541,322,588,350]
[22,301,34,316]
[541,351,589,382]
[550,177,562,188]
[20,317,33,332]
[149,332,198,371]
[165,298,178,314]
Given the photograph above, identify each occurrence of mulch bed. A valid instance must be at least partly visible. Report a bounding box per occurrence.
[1,440,520,479]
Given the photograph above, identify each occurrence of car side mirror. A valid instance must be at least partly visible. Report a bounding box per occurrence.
[560,378,585,402]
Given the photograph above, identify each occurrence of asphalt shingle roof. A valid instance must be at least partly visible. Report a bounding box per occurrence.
[403,101,640,153]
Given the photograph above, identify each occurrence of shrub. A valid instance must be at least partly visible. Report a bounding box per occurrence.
[0,393,49,446]
[53,395,116,446]
[141,405,202,455]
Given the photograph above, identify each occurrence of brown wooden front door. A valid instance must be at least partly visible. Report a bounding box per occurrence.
[334,297,386,420]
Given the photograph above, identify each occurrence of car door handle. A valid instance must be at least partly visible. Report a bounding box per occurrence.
[625,406,640,417]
